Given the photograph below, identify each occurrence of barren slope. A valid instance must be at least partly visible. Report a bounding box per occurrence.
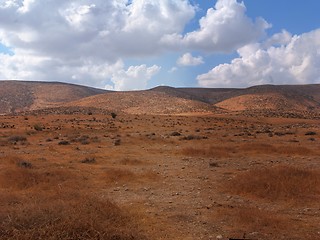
[0,81,106,114]
[215,92,319,112]
[1,81,320,116]
[178,84,320,112]
[65,91,218,115]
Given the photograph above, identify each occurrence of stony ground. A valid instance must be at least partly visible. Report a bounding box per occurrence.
[0,112,319,239]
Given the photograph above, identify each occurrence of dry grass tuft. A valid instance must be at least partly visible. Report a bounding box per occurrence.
[104,168,136,184]
[215,207,287,236]
[238,143,314,155]
[228,165,320,203]
[0,166,76,190]
[119,158,143,166]
[0,161,147,239]
[0,192,147,239]
[182,146,231,158]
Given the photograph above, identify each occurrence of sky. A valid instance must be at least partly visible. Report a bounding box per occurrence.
[0,0,320,91]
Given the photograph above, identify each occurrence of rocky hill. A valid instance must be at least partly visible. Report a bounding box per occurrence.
[1,80,319,116]
[0,81,106,114]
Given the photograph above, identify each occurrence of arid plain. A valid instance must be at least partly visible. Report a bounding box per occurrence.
[0,81,319,239]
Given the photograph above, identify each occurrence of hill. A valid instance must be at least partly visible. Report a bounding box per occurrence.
[64,90,217,115]
[1,80,319,116]
[0,81,106,114]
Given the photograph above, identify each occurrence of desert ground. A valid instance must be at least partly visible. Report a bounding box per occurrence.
[0,110,319,239]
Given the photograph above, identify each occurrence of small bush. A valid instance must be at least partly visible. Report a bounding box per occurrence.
[114,139,121,146]
[17,161,32,169]
[170,131,181,136]
[8,135,27,143]
[33,124,44,131]
[209,161,220,167]
[81,157,96,164]
[305,131,317,136]
[58,140,70,145]
[75,135,90,145]
[180,135,207,140]
[182,146,231,158]
[111,112,117,119]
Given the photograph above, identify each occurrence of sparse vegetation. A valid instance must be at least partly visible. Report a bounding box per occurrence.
[111,112,117,119]
[305,131,317,135]
[170,131,181,136]
[0,100,319,239]
[58,140,70,145]
[180,135,207,140]
[182,146,231,158]
[228,166,320,203]
[8,135,27,143]
[209,161,220,167]
[114,139,121,146]
[33,123,44,131]
[215,207,287,238]
[0,192,147,240]
[81,157,96,164]
[17,160,32,168]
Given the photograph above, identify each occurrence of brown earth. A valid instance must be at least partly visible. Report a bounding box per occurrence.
[1,81,320,116]
[64,91,218,115]
[0,110,319,239]
[0,81,320,239]
[215,92,318,112]
[0,81,106,114]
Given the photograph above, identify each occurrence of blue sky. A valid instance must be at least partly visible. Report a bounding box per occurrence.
[0,0,320,90]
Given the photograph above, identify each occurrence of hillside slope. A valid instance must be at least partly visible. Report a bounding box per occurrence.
[0,81,106,114]
[1,81,319,115]
[214,85,320,112]
[64,91,218,115]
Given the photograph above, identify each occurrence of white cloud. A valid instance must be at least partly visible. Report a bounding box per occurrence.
[0,0,276,90]
[169,67,177,73]
[177,52,204,66]
[161,0,270,52]
[0,0,194,89]
[110,64,161,91]
[197,29,320,88]
[18,0,36,13]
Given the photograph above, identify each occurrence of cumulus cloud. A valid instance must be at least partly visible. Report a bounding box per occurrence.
[110,64,161,91]
[0,0,194,89]
[0,0,276,90]
[161,0,270,52]
[0,0,196,59]
[177,53,204,66]
[197,29,320,88]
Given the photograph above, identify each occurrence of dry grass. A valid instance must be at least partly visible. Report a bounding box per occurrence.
[182,146,231,158]
[0,191,146,240]
[181,143,314,158]
[103,168,136,184]
[119,158,143,166]
[215,207,287,237]
[0,163,77,190]
[103,168,158,185]
[238,143,314,155]
[228,165,320,203]
[0,159,147,239]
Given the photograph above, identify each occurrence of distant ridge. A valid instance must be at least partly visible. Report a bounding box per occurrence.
[0,80,319,116]
[0,80,106,114]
